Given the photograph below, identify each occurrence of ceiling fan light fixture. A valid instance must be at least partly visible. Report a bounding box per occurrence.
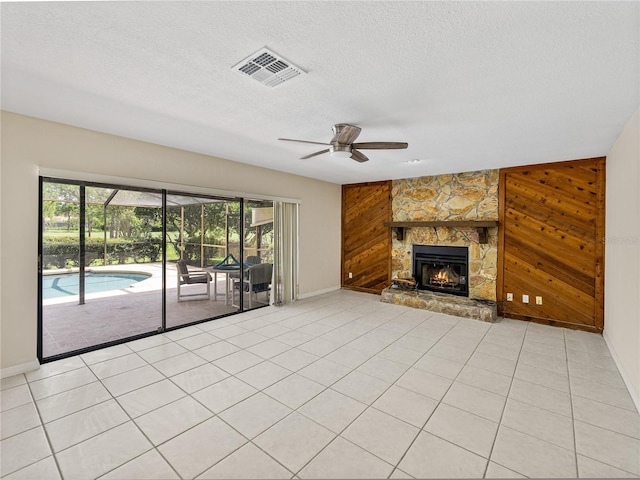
[330,145,352,159]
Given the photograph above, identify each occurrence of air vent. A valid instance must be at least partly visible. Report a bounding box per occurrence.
[232,47,305,88]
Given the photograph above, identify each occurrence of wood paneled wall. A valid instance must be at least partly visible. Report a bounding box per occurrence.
[342,181,392,294]
[498,157,606,331]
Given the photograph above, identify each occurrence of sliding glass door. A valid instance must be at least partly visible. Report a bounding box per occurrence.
[40,180,164,359]
[165,193,241,328]
[39,179,286,362]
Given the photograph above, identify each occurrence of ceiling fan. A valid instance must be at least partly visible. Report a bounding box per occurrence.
[278,124,408,163]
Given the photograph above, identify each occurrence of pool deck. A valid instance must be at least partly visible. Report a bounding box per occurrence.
[42,263,268,357]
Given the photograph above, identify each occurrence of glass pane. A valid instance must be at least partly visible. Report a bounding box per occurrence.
[41,182,163,359]
[166,194,238,328]
[240,200,274,311]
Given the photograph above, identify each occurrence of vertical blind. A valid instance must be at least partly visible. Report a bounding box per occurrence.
[273,202,299,305]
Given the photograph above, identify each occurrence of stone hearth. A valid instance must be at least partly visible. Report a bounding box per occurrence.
[381,287,497,322]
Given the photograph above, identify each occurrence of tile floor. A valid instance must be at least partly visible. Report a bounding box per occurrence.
[2,289,639,479]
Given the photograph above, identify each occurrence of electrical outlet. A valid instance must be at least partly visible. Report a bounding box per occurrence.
[536,296,543,305]
[522,294,529,304]
[506,293,513,301]
[348,272,353,279]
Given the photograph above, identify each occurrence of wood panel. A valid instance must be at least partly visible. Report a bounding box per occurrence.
[342,181,392,294]
[498,158,605,332]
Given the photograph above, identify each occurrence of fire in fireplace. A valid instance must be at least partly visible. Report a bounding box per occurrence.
[413,245,469,297]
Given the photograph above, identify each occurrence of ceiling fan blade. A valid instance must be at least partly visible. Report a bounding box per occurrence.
[350,150,369,163]
[331,124,362,145]
[278,138,330,146]
[351,142,408,150]
[300,149,330,160]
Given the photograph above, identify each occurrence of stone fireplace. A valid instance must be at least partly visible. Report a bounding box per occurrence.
[413,245,469,297]
[382,169,499,321]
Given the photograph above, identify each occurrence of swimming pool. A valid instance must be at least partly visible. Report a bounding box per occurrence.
[42,271,152,299]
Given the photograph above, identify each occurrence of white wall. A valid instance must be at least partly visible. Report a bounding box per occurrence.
[604,107,640,406]
[0,111,342,373]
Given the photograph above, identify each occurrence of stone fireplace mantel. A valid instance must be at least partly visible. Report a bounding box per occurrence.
[384,220,498,243]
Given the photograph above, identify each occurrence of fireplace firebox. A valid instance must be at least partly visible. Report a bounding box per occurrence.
[413,245,469,297]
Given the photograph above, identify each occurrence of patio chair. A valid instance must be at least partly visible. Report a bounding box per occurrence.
[232,262,273,308]
[176,260,211,302]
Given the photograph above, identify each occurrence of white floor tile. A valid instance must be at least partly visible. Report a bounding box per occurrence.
[80,344,134,365]
[570,375,637,412]
[298,389,367,433]
[212,350,264,374]
[501,398,574,450]
[235,361,292,390]
[56,422,151,479]
[0,427,52,477]
[517,349,568,375]
[152,351,207,377]
[101,449,180,479]
[226,331,270,349]
[26,357,85,382]
[175,332,220,350]
[29,367,97,400]
[299,358,353,387]
[126,334,172,352]
[270,348,319,371]
[484,461,525,478]
[298,337,342,356]
[264,373,325,409]
[137,342,188,363]
[254,412,335,473]
[1,402,41,440]
[376,344,425,366]
[425,403,498,458]
[573,395,640,439]
[398,431,487,479]
[159,417,246,479]
[169,363,229,394]
[372,385,438,428]
[490,425,576,478]
[45,399,128,452]
[412,354,464,379]
[342,407,419,465]
[5,456,60,480]
[456,364,512,396]
[135,396,213,445]
[89,353,147,380]
[442,382,506,422]
[467,351,516,377]
[1,374,26,391]
[192,340,241,361]
[101,365,164,397]
[117,379,185,418]
[356,356,408,383]
[246,339,292,359]
[299,436,394,479]
[508,378,572,417]
[576,454,638,478]
[395,368,452,401]
[574,420,640,475]
[192,376,257,414]
[331,371,390,404]
[514,362,569,393]
[36,381,111,423]
[218,393,292,438]
[198,442,293,479]
[428,342,474,363]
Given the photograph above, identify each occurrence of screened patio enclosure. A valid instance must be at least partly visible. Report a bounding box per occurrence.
[40,178,280,361]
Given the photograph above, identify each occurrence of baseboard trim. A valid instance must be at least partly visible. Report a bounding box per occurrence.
[298,286,341,299]
[603,331,640,412]
[1,360,41,379]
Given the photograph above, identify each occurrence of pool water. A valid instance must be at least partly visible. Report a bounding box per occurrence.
[42,272,151,299]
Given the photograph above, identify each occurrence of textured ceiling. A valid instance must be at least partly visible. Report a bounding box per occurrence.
[1,1,638,184]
